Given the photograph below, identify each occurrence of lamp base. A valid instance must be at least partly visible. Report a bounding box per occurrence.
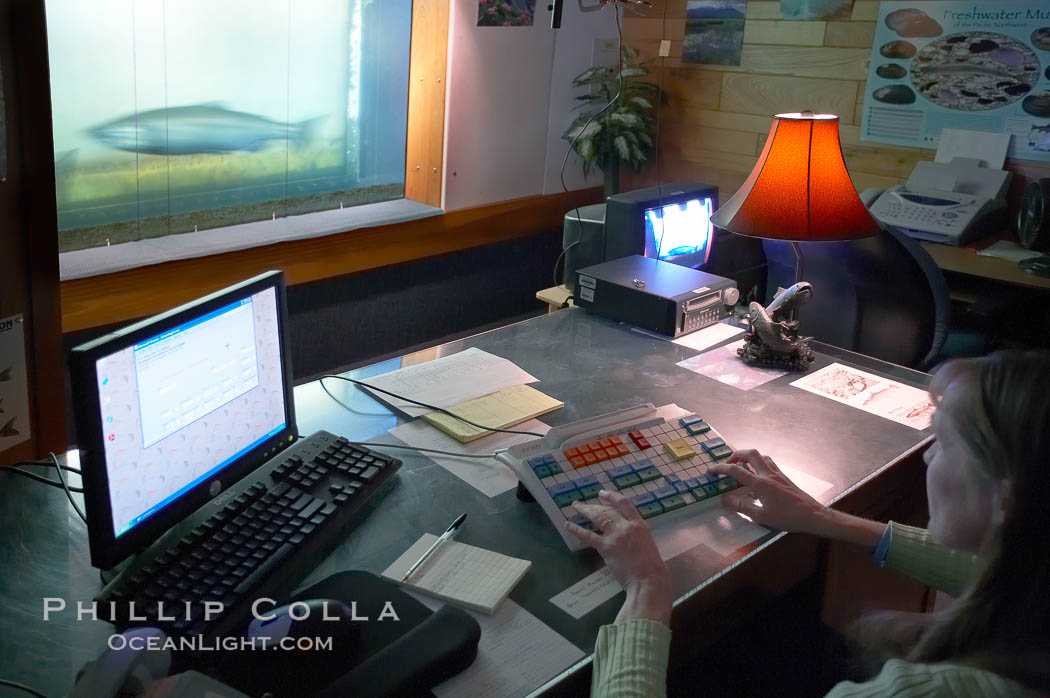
[738,281,816,371]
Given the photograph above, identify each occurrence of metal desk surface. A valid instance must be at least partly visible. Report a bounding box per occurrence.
[0,309,932,696]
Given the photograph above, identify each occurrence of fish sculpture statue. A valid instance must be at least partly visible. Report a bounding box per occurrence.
[89,104,319,155]
[738,281,815,371]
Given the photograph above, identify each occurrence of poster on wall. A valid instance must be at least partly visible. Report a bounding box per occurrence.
[860,2,1050,161]
[780,0,853,21]
[477,0,535,26]
[0,315,31,452]
[683,1,747,65]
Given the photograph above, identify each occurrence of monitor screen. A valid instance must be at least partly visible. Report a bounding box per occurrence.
[604,182,718,271]
[71,271,296,569]
[643,197,714,266]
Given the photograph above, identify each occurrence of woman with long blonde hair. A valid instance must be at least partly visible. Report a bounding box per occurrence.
[568,350,1050,697]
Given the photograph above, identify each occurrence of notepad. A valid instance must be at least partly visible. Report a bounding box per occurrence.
[421,384,563,443]
[380,533,531,614]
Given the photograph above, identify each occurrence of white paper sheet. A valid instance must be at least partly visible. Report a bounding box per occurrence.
[935,128,1010,170]
[676,340,787,391]
[549,507,770,619]
[427,598,586,698]
[671,321,745,352]
[356,348,540,417]
[977,240,1042,263]
[791,363,934,430]
[387,418,549,497]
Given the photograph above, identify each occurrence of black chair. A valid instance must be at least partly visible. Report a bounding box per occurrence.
[763,227,950,370]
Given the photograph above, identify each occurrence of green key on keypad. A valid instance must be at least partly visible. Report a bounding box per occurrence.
[554,490,585,507]
[637,501,665,518]
[635,466,663,483]
[709,445,733,460]
[613,473,641,489]
[659,494,687,512]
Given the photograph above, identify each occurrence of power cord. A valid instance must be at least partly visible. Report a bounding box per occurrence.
[553,3,625,287]
[0,459,83,492]
[51,452,87,524]
[0,678,49,698]
[320,375,545,438]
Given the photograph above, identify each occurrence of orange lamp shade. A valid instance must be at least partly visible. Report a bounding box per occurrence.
[711,112,880,241]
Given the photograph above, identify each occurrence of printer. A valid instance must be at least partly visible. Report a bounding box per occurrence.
[863,156,1011,246]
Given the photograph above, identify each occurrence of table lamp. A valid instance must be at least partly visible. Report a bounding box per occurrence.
[710,111,881,369]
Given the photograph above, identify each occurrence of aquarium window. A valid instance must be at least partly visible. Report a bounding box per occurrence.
[45,0,412,254]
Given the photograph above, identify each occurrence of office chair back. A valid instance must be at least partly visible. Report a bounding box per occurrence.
[763,227,950,370]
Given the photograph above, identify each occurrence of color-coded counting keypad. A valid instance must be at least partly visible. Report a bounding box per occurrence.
[524,413,743,535]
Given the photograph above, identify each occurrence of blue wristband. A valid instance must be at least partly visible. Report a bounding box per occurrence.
[872,522,893,567]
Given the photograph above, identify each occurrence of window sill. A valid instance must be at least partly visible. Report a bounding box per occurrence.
[59,198,442,282]
[59,187,602,334]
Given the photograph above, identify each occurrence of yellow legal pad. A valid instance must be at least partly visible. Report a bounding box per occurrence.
[422,384,563,443]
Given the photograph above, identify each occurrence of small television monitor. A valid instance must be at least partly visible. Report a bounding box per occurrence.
[605,181,718,270]
[69,271,297,569]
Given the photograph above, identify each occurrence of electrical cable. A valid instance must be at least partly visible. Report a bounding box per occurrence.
[553,3,625,287]
[0,465,84,492]
[320,375,546,438]
[319,377,397,418]
[6,459,81,474]
[51,452,87,524]
[0,679,50,698]
[349,441,501,460]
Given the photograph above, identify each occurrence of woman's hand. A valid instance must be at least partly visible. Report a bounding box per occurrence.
[709,449,828,534]
[711,450,887,549]
[564,490,672,625]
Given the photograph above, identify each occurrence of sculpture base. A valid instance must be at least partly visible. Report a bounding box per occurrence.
[737,332,815,371]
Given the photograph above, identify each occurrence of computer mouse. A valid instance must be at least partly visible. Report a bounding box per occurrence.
[246,598,355,644]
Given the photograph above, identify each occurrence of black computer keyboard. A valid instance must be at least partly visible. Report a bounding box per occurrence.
[97,431,401,640]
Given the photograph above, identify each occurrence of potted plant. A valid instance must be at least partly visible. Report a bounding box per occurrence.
[562,46,661,198]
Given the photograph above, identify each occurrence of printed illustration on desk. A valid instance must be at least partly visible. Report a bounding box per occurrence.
[501,405,743,552]
[862,2,1050,162]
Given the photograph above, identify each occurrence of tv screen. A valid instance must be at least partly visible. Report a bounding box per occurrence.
[605,181,718,270]
[643,196,714,268]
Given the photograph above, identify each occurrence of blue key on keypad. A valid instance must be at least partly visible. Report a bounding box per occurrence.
[664,473,681,485]
[606,464,635,480]
[575,474,601,499]
[673,481,691,495]
[653,485,678,501]
[632,492,656,506]
[547,481,583,507]
[566,512,592,529]
[701,437,726,453]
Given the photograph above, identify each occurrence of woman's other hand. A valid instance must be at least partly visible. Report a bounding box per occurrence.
[709,449,827,534]
[565,490,672,625]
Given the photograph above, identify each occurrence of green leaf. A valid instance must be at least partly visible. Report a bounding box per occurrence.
[630,96,653,110]
[577,137,595,162]
[613,135,630,160]
[638,132,653,147]
[572,66,613,86]
[565,120,602,141]
[609,112,644,129]
[618,67,646,80]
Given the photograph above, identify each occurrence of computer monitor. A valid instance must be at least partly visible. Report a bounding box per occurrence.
[70,271,297,570]
[605,181,718,270]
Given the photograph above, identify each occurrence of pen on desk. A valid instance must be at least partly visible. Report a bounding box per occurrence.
[402,513,467,582]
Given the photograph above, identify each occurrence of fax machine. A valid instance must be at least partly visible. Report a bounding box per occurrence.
[862,157,1011,246]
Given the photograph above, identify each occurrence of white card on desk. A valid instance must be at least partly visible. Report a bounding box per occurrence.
[381,534,531,614]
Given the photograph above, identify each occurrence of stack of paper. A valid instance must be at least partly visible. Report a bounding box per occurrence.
[381,533,531,614]
[422,384,564,443]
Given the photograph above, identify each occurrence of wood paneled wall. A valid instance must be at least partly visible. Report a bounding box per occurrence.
[623,0,1050,208]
